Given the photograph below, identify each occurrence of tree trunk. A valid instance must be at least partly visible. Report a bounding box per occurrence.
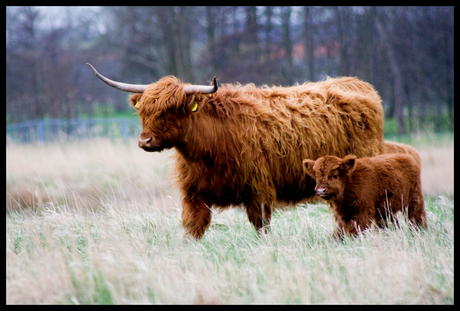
[375,12,406,135]
[303,7,315,81]
[245,6,258,48]
[178,7,194,82]
[206,7,218,74]
[281,6,293,84]
[264,6,273,61]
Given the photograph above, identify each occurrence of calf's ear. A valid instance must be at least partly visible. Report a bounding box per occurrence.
[302,159,316,178]
[341,155,357,175]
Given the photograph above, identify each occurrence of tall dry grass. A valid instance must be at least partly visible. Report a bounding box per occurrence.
[418,145,453,197]
[6,136,453,304]
[6,139,181,213]
[387,132,453,197]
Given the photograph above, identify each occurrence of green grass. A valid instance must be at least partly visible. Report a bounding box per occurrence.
[6,137,453,304]
[384,131,453,148]
[383,114,453,136]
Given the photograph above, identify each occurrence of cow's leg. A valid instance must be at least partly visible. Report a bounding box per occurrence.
[246,171,276,236]
[181,197,212,241]
[247,199,272,236]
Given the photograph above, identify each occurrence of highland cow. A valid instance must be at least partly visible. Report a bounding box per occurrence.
[383,140,422,167]
[302,154,427,238]
[87,63,385,240]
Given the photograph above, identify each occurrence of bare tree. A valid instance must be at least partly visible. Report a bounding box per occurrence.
[6,7,42,123]
[6,6,454,134]
[302,7,315,82]
[281,6,294,84]
[206,6,219,74]
[374,7,406,134]
[264,6,274,61]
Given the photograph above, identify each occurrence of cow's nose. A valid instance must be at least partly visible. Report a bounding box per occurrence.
[138,135,153,148]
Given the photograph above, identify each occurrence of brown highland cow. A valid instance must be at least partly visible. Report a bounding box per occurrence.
[383,140,422,167]
[302,153,427,238]
[87,63,385,240]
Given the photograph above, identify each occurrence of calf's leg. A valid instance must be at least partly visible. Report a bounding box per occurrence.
[408,185,427,230]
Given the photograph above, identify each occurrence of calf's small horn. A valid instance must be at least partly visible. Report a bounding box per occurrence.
[86,63,149,93]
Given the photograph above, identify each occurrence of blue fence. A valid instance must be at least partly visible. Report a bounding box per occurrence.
[6,118,142,144]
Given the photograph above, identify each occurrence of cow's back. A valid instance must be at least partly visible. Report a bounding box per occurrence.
[383,140,422,168]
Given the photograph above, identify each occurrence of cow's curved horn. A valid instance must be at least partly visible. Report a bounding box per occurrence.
[183,76,218,95]
[86,63,149,93]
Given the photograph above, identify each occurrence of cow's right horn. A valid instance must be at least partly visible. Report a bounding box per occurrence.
[86,63,149,93]
[182,76,218,95]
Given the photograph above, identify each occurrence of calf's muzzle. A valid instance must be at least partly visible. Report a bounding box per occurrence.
[316,187,328,197]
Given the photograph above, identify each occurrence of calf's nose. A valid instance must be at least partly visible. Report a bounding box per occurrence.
[316,187,327,196]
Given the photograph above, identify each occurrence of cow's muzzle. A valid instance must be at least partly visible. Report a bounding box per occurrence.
[138,133,162,152]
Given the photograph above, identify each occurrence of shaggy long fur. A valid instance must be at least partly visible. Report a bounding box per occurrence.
[129,76,385,240]
[383,140,422,168]
[303,154,427,238]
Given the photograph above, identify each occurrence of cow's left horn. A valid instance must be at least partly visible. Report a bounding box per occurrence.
[86,63,149,93]
[183,76,218,95]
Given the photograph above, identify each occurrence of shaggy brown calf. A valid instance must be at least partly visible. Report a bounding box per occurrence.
[87,64,385,240]
[302,153,427,238]
[308,140,421,205]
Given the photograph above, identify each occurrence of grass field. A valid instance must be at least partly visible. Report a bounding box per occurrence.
[6,135,453,304]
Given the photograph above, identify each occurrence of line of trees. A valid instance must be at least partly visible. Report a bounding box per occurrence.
[6,6,453,134]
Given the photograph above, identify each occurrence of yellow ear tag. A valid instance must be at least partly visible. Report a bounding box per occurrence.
[191,101,198,112]
[135,101,141,109]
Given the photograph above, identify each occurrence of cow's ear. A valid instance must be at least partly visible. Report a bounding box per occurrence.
[341,155,357,175]
[302,159,316,178]
[129,93,143,110]
[186,95,204,113]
